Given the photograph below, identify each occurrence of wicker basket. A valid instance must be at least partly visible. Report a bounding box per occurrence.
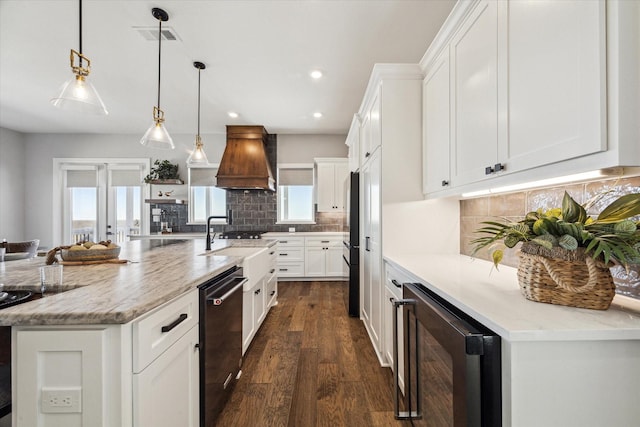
[517,243,615,310]
[60,246,121,262]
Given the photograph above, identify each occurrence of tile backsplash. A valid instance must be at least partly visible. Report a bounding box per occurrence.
[460,175,640,299]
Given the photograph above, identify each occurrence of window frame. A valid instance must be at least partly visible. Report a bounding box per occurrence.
[276,163,316,224]
[187,164,228,225]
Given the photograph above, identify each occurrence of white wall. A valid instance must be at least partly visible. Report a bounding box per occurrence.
[12,130,347,248]
[277,134,348,163]
[0,127,26,241]
[382,198,460,257]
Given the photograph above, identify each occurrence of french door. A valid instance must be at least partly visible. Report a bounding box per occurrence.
[53,159,150,245]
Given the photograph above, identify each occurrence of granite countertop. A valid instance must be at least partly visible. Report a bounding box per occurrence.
[0,238,276,326]
[384,252,640,342]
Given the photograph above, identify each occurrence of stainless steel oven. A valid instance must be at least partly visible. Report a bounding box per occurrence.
[394,282,501,426]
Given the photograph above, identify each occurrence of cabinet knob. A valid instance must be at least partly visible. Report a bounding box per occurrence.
[441,180,449,187]
[485,166,494,175]
[494,163,505,172]
[365,151,371,158]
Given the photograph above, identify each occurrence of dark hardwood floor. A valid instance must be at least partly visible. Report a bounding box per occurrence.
[216,281,411,427]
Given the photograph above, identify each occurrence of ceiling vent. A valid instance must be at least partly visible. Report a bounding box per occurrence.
[133,26,180,41]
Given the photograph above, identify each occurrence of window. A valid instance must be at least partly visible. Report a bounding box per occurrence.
[188,165,227,224]
[277,164,314,223]
[54,159,149,245]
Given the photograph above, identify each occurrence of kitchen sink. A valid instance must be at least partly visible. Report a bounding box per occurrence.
[200,246,270,291]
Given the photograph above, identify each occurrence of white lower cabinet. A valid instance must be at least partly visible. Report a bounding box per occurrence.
[133,325,199,427]
[304,237,345,277]
[12,289,200,427]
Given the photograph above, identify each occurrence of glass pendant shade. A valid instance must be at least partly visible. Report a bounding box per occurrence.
[140,119,174,149]
[51,73,108,115]
[187,135,209,165]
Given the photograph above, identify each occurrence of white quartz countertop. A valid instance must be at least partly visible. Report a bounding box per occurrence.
[384,252,640,342]
[0,239,276,326]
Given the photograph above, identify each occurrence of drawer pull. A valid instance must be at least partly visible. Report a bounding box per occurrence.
[321,240,330,243]
[280,241,288,243]
[279,268,288,272]
[161,313,188,333]
[270,251,275,255]
[280,253,288,256]
[391,279,402,288]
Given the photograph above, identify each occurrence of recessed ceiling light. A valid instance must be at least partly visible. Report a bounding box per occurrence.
[310,70,323,79]
[313,112,323,118]
[228,112,239,118]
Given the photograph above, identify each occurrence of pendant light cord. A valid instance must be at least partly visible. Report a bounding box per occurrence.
[78,0,83,67]
[197,68,201,136]
[157,18,162,110]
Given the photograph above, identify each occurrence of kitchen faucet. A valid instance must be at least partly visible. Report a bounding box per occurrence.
[206,210,233,250]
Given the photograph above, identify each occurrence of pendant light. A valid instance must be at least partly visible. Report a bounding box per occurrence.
[50,0,108,115]
[140,8,174,149]
[187,62,209,165]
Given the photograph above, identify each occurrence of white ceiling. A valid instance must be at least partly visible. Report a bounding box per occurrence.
[0,0,455,136]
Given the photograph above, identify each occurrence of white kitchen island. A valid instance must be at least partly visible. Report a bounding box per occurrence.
[0,238,276,427]
[384,253,640,427]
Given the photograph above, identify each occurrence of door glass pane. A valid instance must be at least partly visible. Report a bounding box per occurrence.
[114,186,142,243]
[70,187,97,244]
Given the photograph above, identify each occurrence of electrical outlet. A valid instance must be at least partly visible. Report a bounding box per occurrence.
[288,227,295,233]
[41,387,82,413]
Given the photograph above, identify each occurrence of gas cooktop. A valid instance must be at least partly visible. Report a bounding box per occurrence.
[218,231,264,240]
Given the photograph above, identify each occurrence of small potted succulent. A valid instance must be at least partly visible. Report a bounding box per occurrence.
[472,191,640,310]
[143,160,182,184]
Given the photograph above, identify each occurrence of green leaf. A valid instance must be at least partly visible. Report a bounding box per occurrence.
[504,234,521,248]
[562,191,588,223]
[558,234,578,250]
[491,249,503,268]
[597,193,640,223]
[531,236,554,249]
[613,220,637,236]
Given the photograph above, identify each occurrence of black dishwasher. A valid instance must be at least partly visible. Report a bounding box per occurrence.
[199,266,246,426]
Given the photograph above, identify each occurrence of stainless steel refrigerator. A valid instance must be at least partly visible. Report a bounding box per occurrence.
[342,171,359,317]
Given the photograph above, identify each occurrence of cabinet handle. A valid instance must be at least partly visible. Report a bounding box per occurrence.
[485,166,494,175]
[365,236,370,252]
[365,151,371,158]
[269,251,275,255]
[441,180,449,187]
[280,241,288,244]
[279,268,289,272]
[391,279,402,288]
[321,240,330,243]
[280,253,288,256]
[270,291,276,296]
[255,289,261,295]
[161,313,188,333]
[270,269,275,274]
[494,162,505,172]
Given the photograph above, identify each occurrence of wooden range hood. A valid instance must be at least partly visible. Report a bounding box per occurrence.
[216,125,275,191]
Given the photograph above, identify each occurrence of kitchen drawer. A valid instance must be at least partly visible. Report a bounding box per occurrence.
[276,262,304,277]
[385,263,413,300]
[133,289,199,373]
[276,236,305,247]
[305,237,342,247]
[277,247,304,262]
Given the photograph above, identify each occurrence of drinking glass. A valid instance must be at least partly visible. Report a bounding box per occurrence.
[40,265,63,295]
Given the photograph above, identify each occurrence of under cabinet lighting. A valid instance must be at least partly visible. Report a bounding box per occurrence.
[461,168,624,198]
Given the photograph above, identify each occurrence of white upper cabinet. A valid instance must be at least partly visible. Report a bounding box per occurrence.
[315,158,349,212]
[423,47,451,194]
[361,90,382,165]
[420,0,636,197]
[450,0,500,187]
[502,0,606,172]
[346,114,361,172]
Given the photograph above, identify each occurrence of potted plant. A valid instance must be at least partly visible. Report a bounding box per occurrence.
[472,191,640,310]
[143,160,182,184]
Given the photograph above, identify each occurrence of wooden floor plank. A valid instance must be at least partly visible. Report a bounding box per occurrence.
[287,348,318,427]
